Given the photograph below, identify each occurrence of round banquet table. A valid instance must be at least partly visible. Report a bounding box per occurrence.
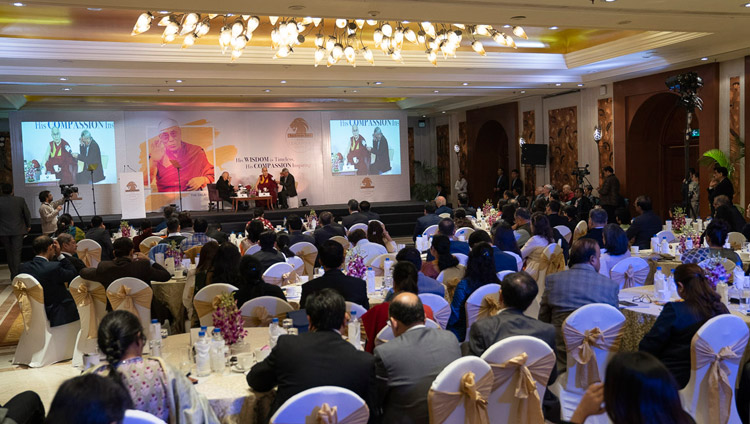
[634,249,750,286]
[282,275,386,309]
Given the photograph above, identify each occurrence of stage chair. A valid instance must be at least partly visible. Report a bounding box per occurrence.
[239,296,294,327]
[193,283,239,327]
[464,284,502,341]
[206,184,224,212]
[481,335,555,424]
[422,225,439,237]
[656,230,676,243]
[77,239,103,267]
[453,253,468,267]
[455,227,475,240]
[572,221,588,244]
[123,409,167,424]
[12,274,79,367]
[428,356,493,424]
[554,225,572,243]
[107,278,153,337]
[347,223,368,233]
[289,242,317,278]
[263,262,297,286]
[270,386,369,424]
[139,236,163,254]
[69,276,107,368]
[610,257,649,289]
[418,293,450,329]
[680,314,749,424]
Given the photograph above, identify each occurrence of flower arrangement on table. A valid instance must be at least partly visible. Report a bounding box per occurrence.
[700,254,729,289]
[671,207,686,233]
[119,220,131,238]
[677,228,700,254]
[346,250,367,279]
[212,292,246,345]
[24,160,41,182]
[165,241,183,265]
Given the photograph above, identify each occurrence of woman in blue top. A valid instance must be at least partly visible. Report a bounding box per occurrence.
[446,241,499,341]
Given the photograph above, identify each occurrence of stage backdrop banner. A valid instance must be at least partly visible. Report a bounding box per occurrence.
[119,172,146,220]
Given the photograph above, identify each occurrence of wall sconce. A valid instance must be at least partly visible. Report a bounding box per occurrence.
[593,125,602,143]
[453,143,460,160]
[519,137,526,146]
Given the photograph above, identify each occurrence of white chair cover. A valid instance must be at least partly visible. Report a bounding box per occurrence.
[346,301,367,319]
[239,296,294,327]
[419,293,451,329]
[455,227,475,240]
[680,314,749,424]
[271,386,369,424]
[263,262,297,286]
[465,284,502,342]
[139,236,163,253]
[497,270,514,281]
[181,268,197,325]
[77,239,103,267]
[354,241,387,266]
[656,230,676,243]
[504,251,523,272]
[373,319,441,347]
[550,304,624,422]
[481,336,556,424]
[428,356,493,424]
[244,244,262,256]
[148,243,170,262]
[554,225,572,243]
[123,409,167,424]
[454,253,469,267]
[69,276,107,368]
[367,253,397,276]
[286,256,305,274]
[572,221,588,244]
[348,223,368,233]
[610,257,650,290]
[727,231,747,250]
[107,278,153,338]
[524,244,565,320]
[423,225,439,237]
[12,274,79,367]
[303,230,314,236]
[193,283,239,327]
[368,219,385,227]
[289,242,318,278]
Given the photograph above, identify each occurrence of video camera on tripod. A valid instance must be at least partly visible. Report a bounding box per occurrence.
[571,162,591,189]
[60,184,78,199]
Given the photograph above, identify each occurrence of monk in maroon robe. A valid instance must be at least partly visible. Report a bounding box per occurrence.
[150,119,214,192]
[346,125,369,175]
[44,127,76,185]
[254,166,278,207]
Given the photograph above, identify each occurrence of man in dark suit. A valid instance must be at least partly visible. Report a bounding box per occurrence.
[251,230,286,273]
[493,167,509,201]
[374,292,460,423]
[277,168,297,209]
[19,236,79,327]
[583,208,607,248]
[359,201,380,221]
[84,215,114,261]
[510,169,523,197]
[413,201,440,241]
[368,127,391,175]
[247,288,376,422]
[539,238,619,371]
[708,166,734,215]
[598,166,620,224]
[426,218,470,261]
[341,199,369,229]
[74,130,104,184]
[57,233,86,273]
[313,211,346,248]
[0,183,31,278]
[546,200,569,230]
[626,195,663,249]
[300,240,369,309]
[286,214,316,246]
[157,217,186,247]
[81,237,171,289]
[434,196,453,217]
[206,222,229,244]
[468,230,518,272]
[713,195,745,232]
[457,193,476,216]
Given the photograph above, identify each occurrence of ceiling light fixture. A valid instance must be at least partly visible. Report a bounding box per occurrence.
[549,26,559,30]
[87,7,102,11]
[168,88,175,92]
[520,90,526,94]
[462,82,469,86]
[59,77,67,81]
[12,2,24,6]
[744,2,750,6]
[176,79,183,83]
[352,90,358,93]
[577,83,584,87]
[374,81,383,85]
[701,57,708,61]
[555,83,562,86]
[264,89,271,92]
[62,88,71,91]
[434,90,439,93]
[280,80,287,84]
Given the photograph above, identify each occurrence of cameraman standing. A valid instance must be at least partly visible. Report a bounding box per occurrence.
[39,190,64,236]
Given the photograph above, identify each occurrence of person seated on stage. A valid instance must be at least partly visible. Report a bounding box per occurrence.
[367,220,397,253]
[18,236,79,328]
[346,124,370,175]
[56,233,86,273]
[132,219,154,252]
[154,205,175,233]
[149,118,215,193]
[43,127,76,185]
[177,211,193,235]
[276,233,295,258]
[234,255,286,308]
[359,200,379,221]
[277,168,298,209]
[254,166,278,207]
[216,171,235,203]
[46,374,131,424]
[286,214,316,246]
[251,230,286,273]
[434,196,453,217]
[85,215,114,261]
[342,198,369,229]
[241,220,265,254]
[206,222,229,244]
[248,207,274,231]
[55,213,84,242]
[194,241,219,294]
[91,311,220,423]
[157,217,186,247]
[180,218,215,251]
[313,211,346,248]
[300,240,369,309]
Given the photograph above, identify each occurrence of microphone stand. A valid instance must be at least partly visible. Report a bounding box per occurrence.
[88,163,99,216]
[171,160,183,211]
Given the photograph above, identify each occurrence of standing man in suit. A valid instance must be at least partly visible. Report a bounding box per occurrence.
[247,288,376,422]
[708,166,734,215]
[341,199,369,229]
[510,169,523,197]
[0,183,30,278]
[413,201,440,241]
[277,168,298,209]
[597,166,620,223]
[494,167,509,201]
[539,238,619,371]
[300,240,369,309]
[374,292,460,423]
[85,215,114,261]
[56,233,86,273]
[19,236,79,327]
[583,208,608,248]
[38,190,64,236]
[313,211,346,248]
[74,130,105,184]
[626,195,663,249]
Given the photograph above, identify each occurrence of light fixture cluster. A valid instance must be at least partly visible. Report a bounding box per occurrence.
[131,12,529,66]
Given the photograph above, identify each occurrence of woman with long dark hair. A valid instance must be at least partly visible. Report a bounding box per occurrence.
[639,263,729,388]
[421,234,460,279]
[367,220,397,253]
[446,242,499,341]
[599,223,631,276]
[493,221,522,257]
[566,351,693,424]
[520,212,555,259]
[46,374,132,424]
[91,311,219,423]
[194,241,220,292]
[233,255,286,308]
[210,242,242,285]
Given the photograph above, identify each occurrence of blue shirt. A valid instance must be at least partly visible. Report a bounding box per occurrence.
[447,278,486,341]
[180,232,216,251]
[384,272,446,302]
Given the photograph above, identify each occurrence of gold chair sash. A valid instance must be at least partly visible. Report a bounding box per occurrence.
[107,285,152,318]
[477,293,502,321]
[489,352,555,424]
[428,371,493,424]
[265,270,300,287]
[611,264,649,289]
[243,306,289,327]
[194,294,222,319]
[184,246,202,264]
[139,241,157,254]
[78,247,102,267]
[12,280,44,331]
[300,251,317,278]
[444,277,462,303]
[563,321,624,388]
[692,332,749,424]
[70,283,107,339]
[300,402,370,424]
[572,223,587,243]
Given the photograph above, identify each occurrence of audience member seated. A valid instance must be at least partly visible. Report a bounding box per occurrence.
[513,208,532,247]
[313,211,346,248]
[276,233,295,258]
[572,187,593,223]
[177,211,194,234]
[194,241,219,293]
[247,289,376,422]
[19,235,79,327]
[45,374,131,424]
[180,218,215,251]
[211,242,242,286]
[564,352,693,424]
[251,230,286,273]
[362,261,435,353]
[599,224,631,276]
[300,240,369,309]
[373,292,460,423]
[421,234,461,280]
[367,220,397,253]
[56,233,86,273]
[346,229,387,267]
[546,200,568,229]
[469,230,517,272]
[425,218,470,262]
[158,217,186,247]
[446,242,500,341]
[153,205,175,233]
[639,263,729,388]
[413,201,440,241]
[234,255,286,307]
[539,238,619,371]
[614,207,631,227]
[0,391,44,424]
[501,203,516,226]
[682,219,741,264]
[92,310,219,423]
[359,200,380,221]
[132,219,154,252]
[562,205,579,232]
[249,207,274,231]
[434,196,453,217]
[626,195,663,249]
[85,215,114,261]
[713,194,746,232]
[206,222,229,244]
[521,213,556,260]
[285,214,315,246]
[457,193,477,216]
[493,221,523,258]
[55,213,84,242]
[241,220,265,254]
[584,208,608,248]
[452,208,475,231]
[342,198,369,229]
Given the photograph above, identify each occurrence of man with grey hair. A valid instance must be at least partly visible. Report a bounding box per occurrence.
[149,118,214,192]
[584,207,608,248]
[368,126,391,175]
[435,195,453,217]
[74,129,104,184]
[278,167,298,209]
[56,232,86,273]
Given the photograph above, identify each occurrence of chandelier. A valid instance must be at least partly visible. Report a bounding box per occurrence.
[131,12,528,66]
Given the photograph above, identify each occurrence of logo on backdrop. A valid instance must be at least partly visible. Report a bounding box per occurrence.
[126,181,140,192]
[360,178,375,190]
[286,118,313,139]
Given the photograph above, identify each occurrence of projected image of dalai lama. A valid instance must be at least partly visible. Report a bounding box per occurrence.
[368,126,391,175]
[149,118,214,192]
[44,127,76,184]
[75,130,104,184]
[346,125,369,175]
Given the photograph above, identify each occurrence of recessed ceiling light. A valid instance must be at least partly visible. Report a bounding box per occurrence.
[744,2,750,7]
[520,90,526,94]
[352,90,358,93]
[549,26,559,30]
[168,88,175,92]
[604,0,617,2]
[701,57,708,61]
[555,83,562,87]
[577,83,584,87]
[263,89,271,92]
[59,77,67,81]
[280,80,287,84]
[503,24,511,28]
[158,10,170,14]
[462,82,469,86]
[441,111,446,114]
[12,2,24,6]
[434,90,440,93]
[175,79,183,83]
[422,115,426,118]
[374,81,383,85]
[62,88,70,91]
[288,5,305,10]
[87,7,102,11]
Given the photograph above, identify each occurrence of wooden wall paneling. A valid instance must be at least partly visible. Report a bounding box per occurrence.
[548,106,579,190]
[436,124,451,194]
[0,132,11,185]
[522,110,536,197]
[596,98,614,186]
[408,127,415,187]
[458,121,467,176]
[746,56,750,206]
[730,76,741,193]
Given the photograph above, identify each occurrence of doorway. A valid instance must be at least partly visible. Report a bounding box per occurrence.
[470,120,509,203]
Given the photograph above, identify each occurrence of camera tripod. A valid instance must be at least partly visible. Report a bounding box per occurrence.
[62,196,84,227]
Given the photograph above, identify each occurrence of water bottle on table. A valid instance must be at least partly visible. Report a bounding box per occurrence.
[348,311,362,350]
[149,319,162,357]
[210,328,226,373]
[194,331,211,377]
